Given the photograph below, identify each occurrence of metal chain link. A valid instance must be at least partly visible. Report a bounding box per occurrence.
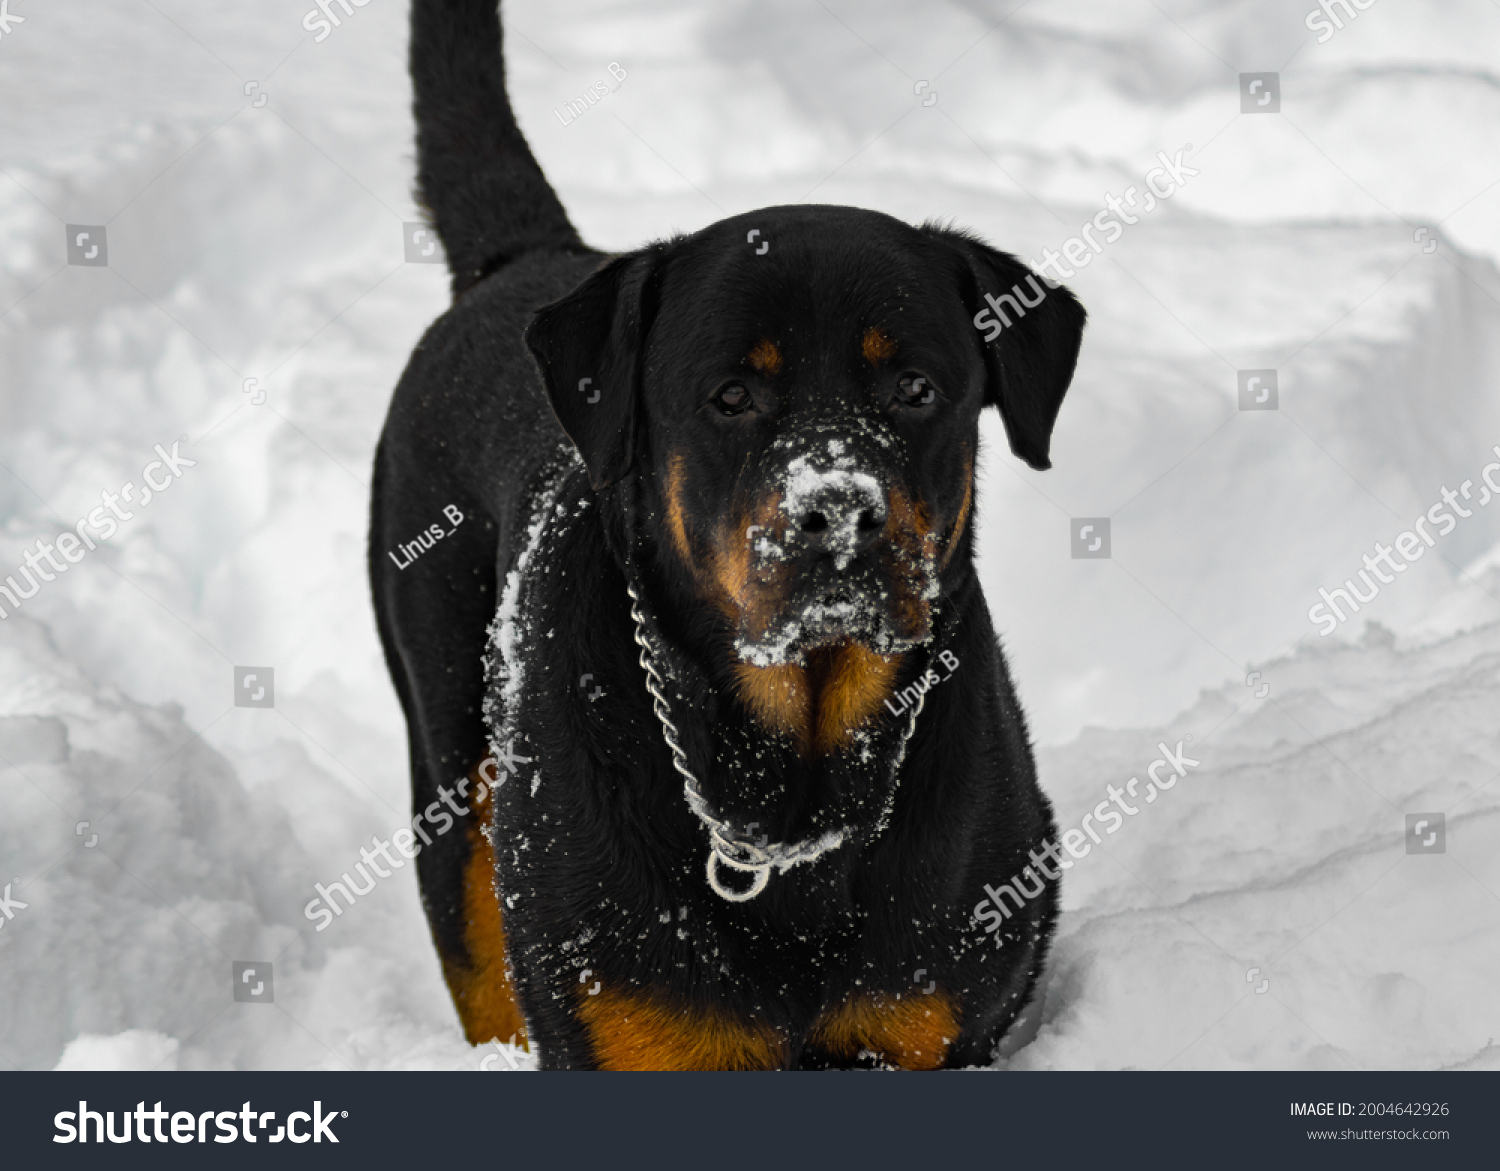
[626,581,925,903]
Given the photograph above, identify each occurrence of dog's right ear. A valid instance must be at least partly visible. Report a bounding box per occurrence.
[525,251,660,491]
[923,226,1086,471]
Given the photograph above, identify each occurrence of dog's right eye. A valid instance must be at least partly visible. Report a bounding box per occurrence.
[714,383,753,415]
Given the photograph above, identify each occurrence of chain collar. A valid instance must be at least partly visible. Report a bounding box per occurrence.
[626,581,927,903]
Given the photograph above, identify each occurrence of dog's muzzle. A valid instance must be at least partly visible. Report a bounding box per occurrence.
[781,456,888,572]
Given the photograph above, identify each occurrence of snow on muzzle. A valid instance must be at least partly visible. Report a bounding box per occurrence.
[728,429,939,667]
[781,456,887,572]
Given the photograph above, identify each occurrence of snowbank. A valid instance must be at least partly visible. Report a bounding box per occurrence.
[1016,619,1500,1069]
[2,0,1498,1069]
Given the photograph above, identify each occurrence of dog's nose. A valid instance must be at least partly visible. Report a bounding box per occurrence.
[785,471,888,568]
[795,497,886,553]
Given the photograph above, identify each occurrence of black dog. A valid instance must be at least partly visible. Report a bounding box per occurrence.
[370,0,1085,1070]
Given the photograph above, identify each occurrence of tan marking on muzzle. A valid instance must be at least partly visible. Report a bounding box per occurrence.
[666,453,696,570]
[707,491,790,636]
[670,454,777,607]
[940,452,974,570]
[672,458,789,635]
[683,463,912,755]
[885,489,939,642]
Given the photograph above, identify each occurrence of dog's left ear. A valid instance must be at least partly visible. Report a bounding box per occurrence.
[525,249,660,490]
[925,227,1086,471]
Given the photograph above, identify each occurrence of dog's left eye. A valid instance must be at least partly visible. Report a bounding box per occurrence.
[894,372,937,407]
[714,383,754,415]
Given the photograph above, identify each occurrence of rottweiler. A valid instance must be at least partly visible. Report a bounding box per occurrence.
[370,0,1086,1070]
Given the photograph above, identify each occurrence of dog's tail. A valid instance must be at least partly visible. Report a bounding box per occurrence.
[411,0,584,295]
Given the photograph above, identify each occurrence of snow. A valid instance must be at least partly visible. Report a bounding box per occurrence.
[2,0,1498,1070]
[484,451,575,743]
[779,455,883,573]
[54,1029,180,1072]
[738,421,939,666]
[1012,621,1500,1071]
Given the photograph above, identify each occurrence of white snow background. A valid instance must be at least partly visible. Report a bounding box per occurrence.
[2,0,1499,1070]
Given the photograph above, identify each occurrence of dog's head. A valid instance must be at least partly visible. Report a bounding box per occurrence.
[527,207,1083,745]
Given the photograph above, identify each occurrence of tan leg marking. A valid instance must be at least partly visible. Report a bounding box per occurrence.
[809,991,961,1071]
[579,986,787,1070]
[443,758,527,1048]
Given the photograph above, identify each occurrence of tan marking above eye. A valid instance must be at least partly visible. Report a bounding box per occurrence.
[861,326,897,365]
[747,338,782,376]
